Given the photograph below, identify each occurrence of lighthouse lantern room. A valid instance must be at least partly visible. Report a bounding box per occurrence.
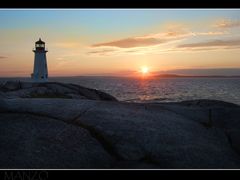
[31,38,48,82]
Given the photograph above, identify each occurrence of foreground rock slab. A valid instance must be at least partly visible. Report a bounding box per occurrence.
[0,113,114,169]
[1,97,240,168]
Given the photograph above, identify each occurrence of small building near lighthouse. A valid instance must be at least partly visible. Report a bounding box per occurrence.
[31,38,48,82]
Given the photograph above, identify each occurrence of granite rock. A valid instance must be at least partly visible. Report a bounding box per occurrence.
[1,82,240,168]
[0,113,114,169]
[0,81,117,101]
[1,97,240,168]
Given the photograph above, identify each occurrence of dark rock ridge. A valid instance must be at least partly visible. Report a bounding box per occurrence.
[0,81,117,101]
[0,81,240,168]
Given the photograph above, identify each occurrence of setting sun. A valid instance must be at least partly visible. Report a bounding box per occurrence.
[141,67,149,74]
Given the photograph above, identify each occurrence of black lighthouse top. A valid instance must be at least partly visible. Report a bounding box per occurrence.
[35,38,45,50]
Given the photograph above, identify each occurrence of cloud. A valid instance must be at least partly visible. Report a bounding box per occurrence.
[178,39,240,50]
[92,29,226,49]
[87,49,117,54]
[214,19,240,28]
[88,25,229,56]
[89,38,240,56]
[192,31,227,36]
[92,29,191,48]
[92,37,166,48]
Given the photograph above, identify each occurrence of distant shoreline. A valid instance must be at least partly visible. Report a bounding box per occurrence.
[153,74,240,78]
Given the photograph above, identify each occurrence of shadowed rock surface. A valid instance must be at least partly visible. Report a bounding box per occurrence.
[0,113,114,169]
[0,81,117,101]
[1,81,240,169]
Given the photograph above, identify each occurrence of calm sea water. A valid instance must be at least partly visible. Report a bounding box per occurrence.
[1,76,240,105]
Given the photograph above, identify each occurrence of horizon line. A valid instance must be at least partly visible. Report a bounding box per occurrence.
[1,74,240,79]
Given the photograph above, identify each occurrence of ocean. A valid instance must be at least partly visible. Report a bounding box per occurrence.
[1,76,240,105]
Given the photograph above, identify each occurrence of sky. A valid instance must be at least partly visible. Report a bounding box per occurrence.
[0,9,240,77]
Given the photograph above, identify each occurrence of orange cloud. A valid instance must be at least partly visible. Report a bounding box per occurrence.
[178,39,240,48]
[92,29,191,48]
[89,38,240,56]
[91,28,226,50]
[92,37,167,48]
[89,26,229,56]
[214,19,240,28]
[87,49,118,55]
[192,31,227,36]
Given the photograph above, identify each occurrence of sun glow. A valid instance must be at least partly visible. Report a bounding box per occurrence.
[141,66,149,74]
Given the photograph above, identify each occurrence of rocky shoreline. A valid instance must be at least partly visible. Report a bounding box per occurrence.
[1,81,240,169]
[0,81,117,101]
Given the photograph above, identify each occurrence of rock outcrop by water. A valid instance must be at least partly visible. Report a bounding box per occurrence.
[0,81,240,169]
[0,81,117,101]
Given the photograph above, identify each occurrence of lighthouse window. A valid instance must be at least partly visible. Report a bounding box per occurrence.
[36,44,44,47]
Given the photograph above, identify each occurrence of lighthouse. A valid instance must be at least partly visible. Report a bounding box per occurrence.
[31,38,48,82]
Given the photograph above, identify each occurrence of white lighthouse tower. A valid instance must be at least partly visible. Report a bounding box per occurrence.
[31,38,48,82]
